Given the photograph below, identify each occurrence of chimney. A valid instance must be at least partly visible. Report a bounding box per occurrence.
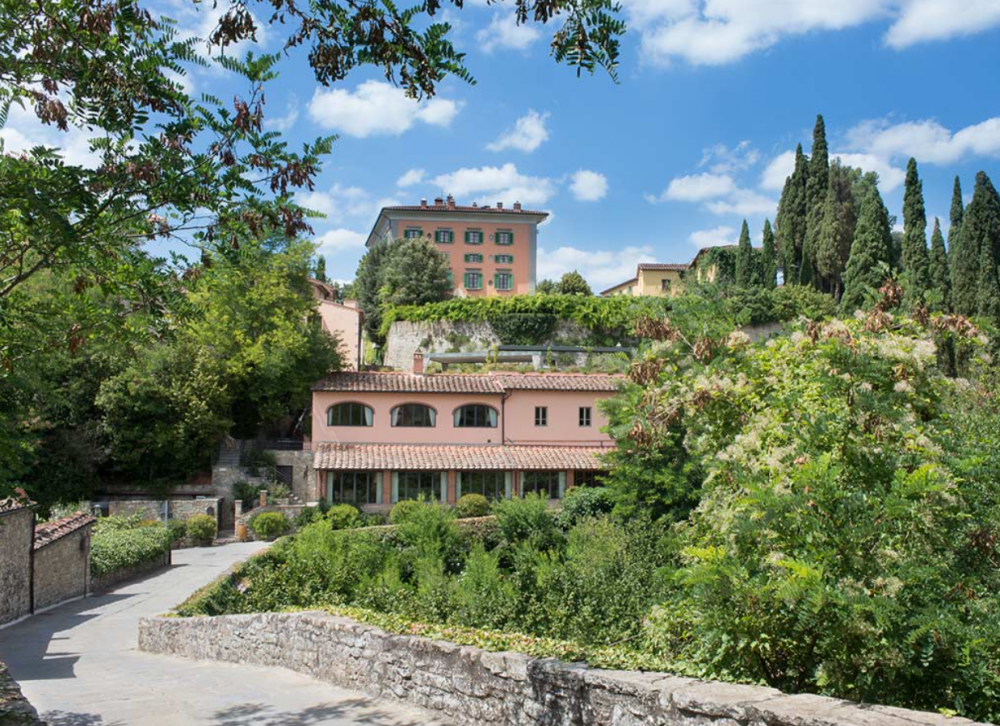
[434,196,444,206]
[513,201,522,211]
[413,351,425,375]
[496,202,503,210]
[420,198,427,208]
[446,195,456,209]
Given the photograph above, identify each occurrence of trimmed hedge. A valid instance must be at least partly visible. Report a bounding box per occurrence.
[90,520,173,577]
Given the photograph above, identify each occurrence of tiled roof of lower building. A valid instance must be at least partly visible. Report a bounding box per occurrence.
[0,496,35,517]
[638,263,688,272]
[313,443,611,471]
[491,373,623,392]
[33,512,96,550]
[312,371,622,394]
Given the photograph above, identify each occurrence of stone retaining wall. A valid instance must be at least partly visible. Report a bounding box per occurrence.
[138,611,984,726]
[0,659,43,726]
[0,506,34,626]
[32,525,90,612]
[92,551,170,592]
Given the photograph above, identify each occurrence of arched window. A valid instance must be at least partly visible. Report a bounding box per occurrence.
[453,404,498,428]
[391,404,437,427]
[327,402,373,427]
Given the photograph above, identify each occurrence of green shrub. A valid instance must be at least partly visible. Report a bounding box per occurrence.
[167,519,187,543]
[91,519,172,577]
[557,486,614,528]
[250,511,290,541]
[455,493,490,519]
[185,514,217,545]
[295,505,323,528]
[389,499,424,525]
[267,482,292,501]
[326,503,361,530]
[492,494,560,550]
[233,480,263,509]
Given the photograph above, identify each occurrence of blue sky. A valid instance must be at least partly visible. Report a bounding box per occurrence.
[5,1,1000,290]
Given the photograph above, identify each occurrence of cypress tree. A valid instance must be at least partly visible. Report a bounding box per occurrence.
[841,184,894,311]
[814,162,856,299]
[928,218,950,311]
[314,255,328,283]
[802,115,830,288]
[954,172,1000,317]
[900,158,931,299]
[735,219,752,286]
[947,176,968,312]
[976,231,1000,323]
[775,144,809,284]
[761,218,777,288]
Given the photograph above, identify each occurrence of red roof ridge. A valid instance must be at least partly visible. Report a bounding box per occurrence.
[34,511,96,550]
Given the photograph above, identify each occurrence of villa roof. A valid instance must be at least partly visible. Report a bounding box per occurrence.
[313,443,610,471]
[312,371,623,394]
[637,263,689,272]
[0,496,35,518]
[381,204,549,217]
[33,512,96,550]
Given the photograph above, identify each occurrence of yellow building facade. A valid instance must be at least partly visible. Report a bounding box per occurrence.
[599,263,688,297]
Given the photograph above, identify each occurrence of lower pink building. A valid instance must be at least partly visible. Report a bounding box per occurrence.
[310,369,620,506]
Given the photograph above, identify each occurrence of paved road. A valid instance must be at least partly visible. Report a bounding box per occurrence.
[0,542,448,726]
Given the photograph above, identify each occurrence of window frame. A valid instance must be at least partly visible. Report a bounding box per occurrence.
[403,227,423,240]
[465,229,484,245]
[464,253,484,263]
[327,402,374,427]
[495,254,514,264]
[534,406,548,427]
[521,470,561,499]
[464,270,483,290]
[495,230,514,246]
[397,471,442,502]
[390,403,437,428]
[459,471,506,501]
[495,270,514,292]
[434,228,454,244]
[579,406,593,427]
[572,470,607,488]
[453,404,498,428]
[326,470,379,505]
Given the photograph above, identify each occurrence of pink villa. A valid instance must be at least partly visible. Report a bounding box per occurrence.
[310,359,619,507]
[365,196,548,296]
[309,278,363,370]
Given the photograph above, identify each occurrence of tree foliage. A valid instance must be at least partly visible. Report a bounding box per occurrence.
[776,144,809,284]
[556,270,593,296]
[928,218,950,312]
[760,219,777,289]
[734,220,752,287]
[813,162,856,298]
[840,184,894,311]
[900,158,931,300]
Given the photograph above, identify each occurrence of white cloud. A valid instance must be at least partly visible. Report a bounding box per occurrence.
[265,95,299,132]
[396,168,426,187]
[845,116,1000,166]
[569,170,609,202]
[299,183,400,224]
[431,163,556,206]
[704,188,777,216]
[307,81,462,138]
[476,13,542,53]
[315,228,367,255]
[760,150,797,191]
[689,225,737,248]
[648,172,737,203]
[0,105,98,168]
[625,1,1000,67]
[699,140,760,174]
[537,245,656,289]
[487,110,550,153]
[885,0,1000,48]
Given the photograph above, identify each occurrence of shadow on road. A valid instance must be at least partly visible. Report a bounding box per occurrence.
[211,701,434,726]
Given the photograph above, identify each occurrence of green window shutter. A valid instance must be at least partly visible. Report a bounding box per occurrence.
[448,231,454,243]
[464,230,469,244]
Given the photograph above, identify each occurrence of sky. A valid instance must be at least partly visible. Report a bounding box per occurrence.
[4,0,1000,290]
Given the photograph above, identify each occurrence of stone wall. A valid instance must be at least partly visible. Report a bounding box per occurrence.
[0,659,44,726]
[236,503,308,540]
[33,527,90,612]
[138,611,985,726]
[108,497,222,523]
[0,506,34,626]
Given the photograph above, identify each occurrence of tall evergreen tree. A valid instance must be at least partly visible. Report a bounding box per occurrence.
[841,184,894,311]
[775,144,809,284]
[947,176,967,312]
[314,255,328,283]
[900,158,931,300]
[814,162,856,299]
[928,218,950,311]
[954,172,1000,317]
[976,230,1000,323]
[735,220,753,286]
[802,115,830,288]
[761,219,777,288]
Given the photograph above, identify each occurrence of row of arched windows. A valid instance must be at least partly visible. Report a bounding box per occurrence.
[327,402,498,428]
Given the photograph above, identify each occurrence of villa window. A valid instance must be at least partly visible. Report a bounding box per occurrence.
[572,470,607,488]
[453,404,498,428]
[391,403,436,428]
[495,230,514,245]
[661,279,672,292]
[534,406,547,427]
[459,471,506,501]
[464,270,483,290]
[495,254,514,264]
[579,407,592,427]
[326,471,378,505]
[396,471,441,501]
[465,230,484,245]
[403,228,422,239]
[434,229,454,244]
[327,402,373,427]
[464,253,483,263]
[495,271,514,292]
[522,471,562,499]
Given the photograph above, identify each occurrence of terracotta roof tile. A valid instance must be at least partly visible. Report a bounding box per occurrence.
[383,204,548,217]
[637,263,688,272]
[314,443,610,471]
[0,497,34,517]
[490,373,623,392]
[33,512,96,550]
[313,372,504,394]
